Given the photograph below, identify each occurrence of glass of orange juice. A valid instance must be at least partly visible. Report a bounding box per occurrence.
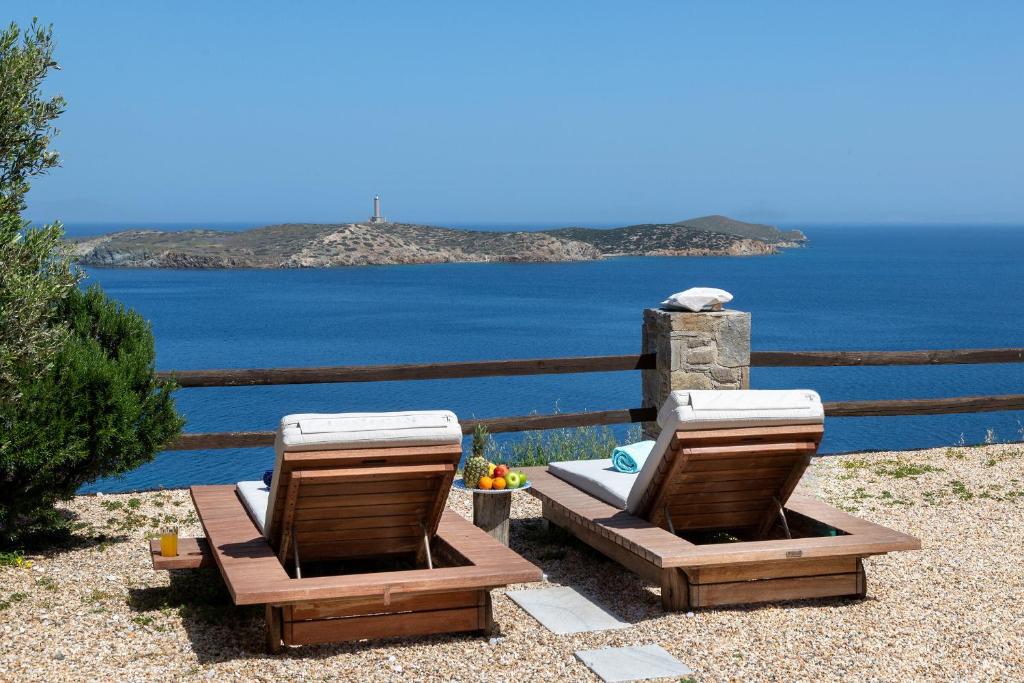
[159,526,179,557]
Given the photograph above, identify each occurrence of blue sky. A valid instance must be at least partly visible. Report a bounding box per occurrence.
[16,2,1024,227]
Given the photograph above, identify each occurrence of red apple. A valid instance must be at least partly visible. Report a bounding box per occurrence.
[492,464,509,478]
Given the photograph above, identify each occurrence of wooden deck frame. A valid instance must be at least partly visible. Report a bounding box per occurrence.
[151,441,541,651]
[171,485,541,651]
[522,425,920,610]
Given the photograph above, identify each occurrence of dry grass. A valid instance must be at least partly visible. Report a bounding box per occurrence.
[1,443,1022,682]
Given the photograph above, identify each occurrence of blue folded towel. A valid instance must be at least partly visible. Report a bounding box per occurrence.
[611,440,656,474]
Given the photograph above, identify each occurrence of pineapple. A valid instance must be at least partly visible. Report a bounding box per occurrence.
[463,424,491,488]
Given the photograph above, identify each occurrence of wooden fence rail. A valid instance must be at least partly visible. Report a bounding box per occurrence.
[157,354,657,388]
[751,348,1024,367]
[165,394,1024,451]
[156,347,1024,452]
[155,348,1024,388]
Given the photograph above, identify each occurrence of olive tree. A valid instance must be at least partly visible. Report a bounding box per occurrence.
[0,21,184,545]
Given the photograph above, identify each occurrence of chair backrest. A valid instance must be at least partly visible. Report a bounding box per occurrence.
[636,424,823,538]
[266,444,461,563]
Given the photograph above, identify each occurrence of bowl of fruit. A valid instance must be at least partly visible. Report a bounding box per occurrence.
[455,425,530,493]
[455,461,531,493]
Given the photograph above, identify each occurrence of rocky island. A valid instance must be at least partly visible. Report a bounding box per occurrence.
[70,215,805,269]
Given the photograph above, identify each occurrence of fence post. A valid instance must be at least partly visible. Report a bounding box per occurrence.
[640,307,751,438]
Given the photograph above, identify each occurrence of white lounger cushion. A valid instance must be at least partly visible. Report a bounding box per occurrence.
[548,390,823,514]
[547,459,637,510]
[657,389,823,431]
[236,480,270,533]
[278,410,462,451]
[256,410,463,539]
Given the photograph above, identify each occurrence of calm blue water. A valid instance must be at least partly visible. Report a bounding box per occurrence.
[77,225,1024,493]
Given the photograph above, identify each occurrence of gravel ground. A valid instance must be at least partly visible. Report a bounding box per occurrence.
[1,443,1022,682]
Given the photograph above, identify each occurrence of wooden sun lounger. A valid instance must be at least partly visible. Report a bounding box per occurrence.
[152,444,541,650]
[523,424,920,610]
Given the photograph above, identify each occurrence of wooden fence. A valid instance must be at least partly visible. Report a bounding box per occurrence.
[160,348,1024,451]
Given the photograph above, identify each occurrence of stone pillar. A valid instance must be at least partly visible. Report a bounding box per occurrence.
[641,307,751,438]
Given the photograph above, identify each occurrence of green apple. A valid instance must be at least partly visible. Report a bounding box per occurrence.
[505,471,523,488]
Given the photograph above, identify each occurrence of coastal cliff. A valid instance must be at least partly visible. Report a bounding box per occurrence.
[71,215,805,269]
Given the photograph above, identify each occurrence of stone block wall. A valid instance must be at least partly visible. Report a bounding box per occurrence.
[640,308,751,438]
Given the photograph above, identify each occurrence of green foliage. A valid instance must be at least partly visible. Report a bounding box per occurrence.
[0,20,65,216]
[0,548,29,567]
[0,591,28,611]
[471,423,489,459]
[0,215,79,401]
[873,461,943,479]
[0,21,78,404]
[0,286,184,546]
[950,480,974,501]
[488,423,644,467]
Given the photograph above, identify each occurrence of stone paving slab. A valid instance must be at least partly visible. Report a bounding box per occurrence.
[506,586,630,635]
[574,644,692,682]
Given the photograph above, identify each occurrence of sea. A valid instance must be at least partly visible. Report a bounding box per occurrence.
[66,223,1024,493]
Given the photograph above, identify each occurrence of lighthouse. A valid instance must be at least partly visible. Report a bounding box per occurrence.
[368,194,386,224]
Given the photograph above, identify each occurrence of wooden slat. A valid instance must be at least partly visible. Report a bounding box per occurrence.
[300,478,438,497]
[295,491,437,509]
[292,463,453,485]
[672,479,782,495]
[690,556,858,584]
[149,537,212,569]
[293,525,422,544]
[691,571,863,607]
[674,465,798,484]
[682,441,818,460]
[287,590,482,621]
[683,454,804,473]
[292,503,428,522]
[293,514,424,532]
[667,489,776,504]
[285,606,482,645]
[672,510,763,531]
[159,353,657,387]
[298,538,421,560]
[669,424,825,446]
[752,347,1024,367]
[667,498,770,516]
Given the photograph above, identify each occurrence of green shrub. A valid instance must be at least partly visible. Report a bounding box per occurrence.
[488,423,644,467]
[0,286,184,545]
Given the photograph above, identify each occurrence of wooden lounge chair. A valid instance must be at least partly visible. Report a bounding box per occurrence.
[523,390,920,610]
[151,411,541,651]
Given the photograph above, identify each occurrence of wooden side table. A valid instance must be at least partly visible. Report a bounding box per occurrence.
[473,491,512,545]
[454,479,532,547]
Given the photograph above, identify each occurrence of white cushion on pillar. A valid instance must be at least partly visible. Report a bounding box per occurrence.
[660,287,733,312]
